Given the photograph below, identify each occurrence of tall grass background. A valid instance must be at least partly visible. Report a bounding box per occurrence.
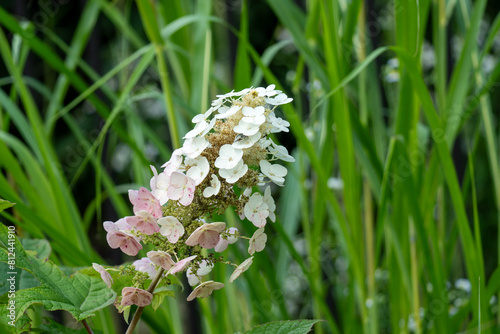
[0,0,499,333]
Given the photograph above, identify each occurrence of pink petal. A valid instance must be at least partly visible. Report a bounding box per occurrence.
[198,230,220,249]
[121,236,142,256]
[168,255,197,275]
[128,189,139,205]
[147,251,175,270]
[107,231,127,249]
[179,190,194,206]
[121,287,153,307]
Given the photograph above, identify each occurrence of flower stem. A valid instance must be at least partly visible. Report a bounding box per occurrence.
[125,268,165,334]
[82,319,94,334]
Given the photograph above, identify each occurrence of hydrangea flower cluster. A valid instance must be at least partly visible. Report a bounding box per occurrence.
[94,85,294,309]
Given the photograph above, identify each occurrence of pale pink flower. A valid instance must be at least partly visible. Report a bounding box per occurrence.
[126,211,160,235]
[248,228,267,255]
[167,172,196,206]
[103,218,133,234]
[147,251,175,271]
[150,166,170,205]
[229,257,254,283]
[128,187,162,218]
[133,257,157,278]
[121,287,153,307]
[92,263,113,288]
[187,281,225,301]
[168,255,197,275]
[183,137,209,159]
[157,216,185,243]
[214,227,238,252]
[106,230,142,256]
[185,222,226,249]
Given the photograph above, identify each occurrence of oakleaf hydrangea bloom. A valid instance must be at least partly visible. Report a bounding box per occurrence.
[98,85,294,310]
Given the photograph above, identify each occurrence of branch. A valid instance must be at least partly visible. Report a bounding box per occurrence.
[125,268,165,334]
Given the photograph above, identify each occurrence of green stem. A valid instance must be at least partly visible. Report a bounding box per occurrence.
[409,218,421,334]
[125,268,165,334]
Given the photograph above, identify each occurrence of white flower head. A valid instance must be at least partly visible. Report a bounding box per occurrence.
[158,216,185,243]
[150,165,170,205]
[241,106,266,125]
[263,186,276,222]
[260,160,287,186]
[234,119,261,136]
[232,132,261,149]
[267,112,290,133]
[255,84,280,97]
[183,136,209,159]
[161,148,184,175]
[203,174,221,198]
[185,156,210,185]
[215,105,242,119]
[219,159,248,184]
[184,118,215,139]
[268,140,295,162]
[244,193,269,227]
[265,93,293,105]
[242,106,265,117]
[214,144,243,169]
[248,228,267,255]
[192,107,217,124]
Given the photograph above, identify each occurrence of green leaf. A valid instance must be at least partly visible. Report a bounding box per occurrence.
[0,237,51,295]
[0,310,30,334]
[35,317,103,334]
[0,224,116,324]
[151,286,175,311]
[242,320,322,334]
[19,238,52,291]
[0,198,14,213]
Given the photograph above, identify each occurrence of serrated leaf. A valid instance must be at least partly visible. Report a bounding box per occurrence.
[0,198,15,213]
[19,239,52,290]
[35,317,104,334]
[0,224,116,324]
[0,308,31,334]
[0,237,52,294]
[242,320,322,334]
[21,239,51,260]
